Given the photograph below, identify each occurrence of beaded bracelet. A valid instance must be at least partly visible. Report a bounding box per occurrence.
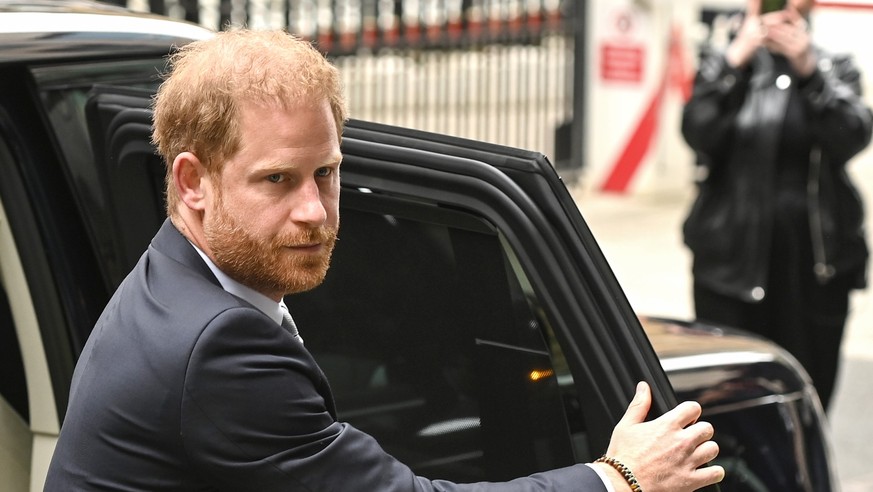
[594,455,643,492]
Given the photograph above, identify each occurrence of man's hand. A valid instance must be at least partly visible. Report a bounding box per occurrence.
[593,382,725,492]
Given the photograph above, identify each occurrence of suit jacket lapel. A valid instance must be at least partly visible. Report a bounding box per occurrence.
[150,218,221,289]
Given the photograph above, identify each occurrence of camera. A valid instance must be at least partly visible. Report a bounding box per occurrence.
[761,0,787,13]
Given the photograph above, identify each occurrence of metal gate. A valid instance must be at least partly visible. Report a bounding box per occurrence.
[123,1,579,167]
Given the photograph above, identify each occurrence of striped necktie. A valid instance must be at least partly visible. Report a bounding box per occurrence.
[280,304,304,344]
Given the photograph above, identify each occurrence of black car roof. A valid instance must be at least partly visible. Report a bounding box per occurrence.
[0,0,212,64]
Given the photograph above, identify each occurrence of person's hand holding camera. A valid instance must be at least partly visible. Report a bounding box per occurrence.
[726,0,769,69]
[761,8,816,77]
[728,0,816,77]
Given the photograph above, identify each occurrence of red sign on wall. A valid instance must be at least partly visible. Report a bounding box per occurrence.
[600,43,644,83]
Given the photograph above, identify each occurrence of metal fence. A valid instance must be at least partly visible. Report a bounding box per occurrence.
[121,0,579,166]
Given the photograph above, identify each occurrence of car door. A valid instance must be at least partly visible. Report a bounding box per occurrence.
[304,120,682,479]
[84,87,708,487]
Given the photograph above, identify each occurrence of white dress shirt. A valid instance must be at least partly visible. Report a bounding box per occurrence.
[189,242,286,327]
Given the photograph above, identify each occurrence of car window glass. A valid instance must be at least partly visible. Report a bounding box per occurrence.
[30,60,167,288]
[286,190,590,482]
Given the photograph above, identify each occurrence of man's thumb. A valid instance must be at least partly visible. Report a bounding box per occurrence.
[619,381,651,425]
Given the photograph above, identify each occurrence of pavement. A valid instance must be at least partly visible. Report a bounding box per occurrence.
[567,154,873,491]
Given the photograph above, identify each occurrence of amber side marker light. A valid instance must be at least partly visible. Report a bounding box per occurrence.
[528,369,555,382]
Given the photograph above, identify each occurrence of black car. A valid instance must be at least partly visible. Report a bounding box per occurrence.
[0,1,834,490]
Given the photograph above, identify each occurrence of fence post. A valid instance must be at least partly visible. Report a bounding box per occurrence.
[566,0,587,181]
[554,0,588,183]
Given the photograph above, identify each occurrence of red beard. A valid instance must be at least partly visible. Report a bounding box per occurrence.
[204,195,337,297]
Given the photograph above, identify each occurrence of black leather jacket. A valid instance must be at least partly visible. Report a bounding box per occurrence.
[682,45,872,302]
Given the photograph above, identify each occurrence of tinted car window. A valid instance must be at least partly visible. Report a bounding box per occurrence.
[31,60,167,290]
[286,190,590,481]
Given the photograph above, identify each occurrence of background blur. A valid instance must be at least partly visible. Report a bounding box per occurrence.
[109,0,873,489]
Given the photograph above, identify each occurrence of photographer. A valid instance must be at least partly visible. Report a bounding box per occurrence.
[682,0,873,410]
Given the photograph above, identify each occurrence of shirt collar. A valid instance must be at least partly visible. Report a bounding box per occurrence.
[189,241,284,326]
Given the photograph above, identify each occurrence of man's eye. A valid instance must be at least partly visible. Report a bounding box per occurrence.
[315,167,333,178]
[267,174,285,183]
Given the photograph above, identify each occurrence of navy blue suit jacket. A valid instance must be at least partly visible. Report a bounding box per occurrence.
[45,220,606,491]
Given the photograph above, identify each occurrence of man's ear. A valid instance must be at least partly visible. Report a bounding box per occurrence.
[172,152,210,212]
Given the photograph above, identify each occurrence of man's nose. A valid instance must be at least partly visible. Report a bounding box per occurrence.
[290,178,328,225]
